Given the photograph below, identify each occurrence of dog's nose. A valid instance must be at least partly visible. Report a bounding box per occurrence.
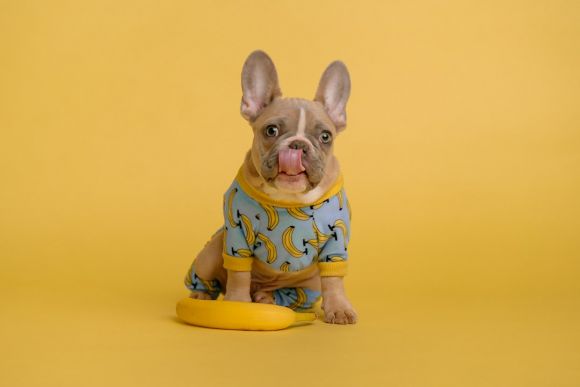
[289,140,308,153]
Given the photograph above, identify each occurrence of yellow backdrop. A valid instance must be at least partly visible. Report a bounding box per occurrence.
[1,1,579,386]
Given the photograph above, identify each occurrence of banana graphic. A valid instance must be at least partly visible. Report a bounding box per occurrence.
[331,219,348,239]
[303,237,319,250]
[288,288,308,310]
[328,255,345,262]
[280,261,291,272]
[287,207,311,221]
[304,221,331,250]
[282,226,308,258]
[329,219,348,250]
[310,198,329,210]
[312,221,330,244]
[256,233,277,264]
[259,203,279,231]
[239,213,256,246]
[176,298,316,331]
[227,188,239,228]
[346,198,352,220]
[337,190,344,210]
[200,278,217,293]
[232,247,252,257]
[185,266,216,293]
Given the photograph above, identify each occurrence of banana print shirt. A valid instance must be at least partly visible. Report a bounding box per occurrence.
[222,169,351,277]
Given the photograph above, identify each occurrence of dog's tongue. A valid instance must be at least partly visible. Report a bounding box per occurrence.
[278,149,305,175]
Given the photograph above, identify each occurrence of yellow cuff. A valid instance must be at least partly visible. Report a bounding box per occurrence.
[318,261,348,277]
[223,254,253,271]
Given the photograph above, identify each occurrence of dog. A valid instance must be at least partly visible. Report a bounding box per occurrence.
[184,50,357,324]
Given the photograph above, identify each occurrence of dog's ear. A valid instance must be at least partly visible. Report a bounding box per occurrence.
[314,61,351,131]
[241,50,282,121]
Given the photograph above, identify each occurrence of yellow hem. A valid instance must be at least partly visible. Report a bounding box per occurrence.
[222,254,253,271]
[236,168,344,208]
[318,261,348,277]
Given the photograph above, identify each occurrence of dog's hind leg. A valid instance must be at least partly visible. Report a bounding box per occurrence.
[184,228,227,299]
[272,287,321,310]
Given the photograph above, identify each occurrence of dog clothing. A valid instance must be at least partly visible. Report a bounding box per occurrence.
[185,169,351,310]
[222,169,351,275]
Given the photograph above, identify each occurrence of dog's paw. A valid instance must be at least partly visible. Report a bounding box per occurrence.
[252,290,274,304]
[322,294,358,324]
[189,291,212,300]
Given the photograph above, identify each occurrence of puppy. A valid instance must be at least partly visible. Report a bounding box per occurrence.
[185,50,357,324]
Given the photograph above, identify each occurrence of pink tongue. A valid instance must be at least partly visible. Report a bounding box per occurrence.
[278,149,305,175]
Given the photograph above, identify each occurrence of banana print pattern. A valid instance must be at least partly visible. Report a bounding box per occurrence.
[310,198,330,210]
[328,255,346,262]
[280,261,291,272]
[184,263,220,299]
[346,198,352,220]
[313,221,331,243]
[185,258,321,308]
[259,203,279,231]
[232,247,252,257]
[274,287,321,310]
[239,212,256,246]
[282,226,308,258]
[332,219,348,237]
[186,179,349,309]
[303,237,319,250]
[200,278,217,293]
[256,232,277,264]
[304,221,332,251]
[329,219,348,250]
[287,207,311,221]
[288,287,307,310]
[227,188,239,228]
[222,180,350,271]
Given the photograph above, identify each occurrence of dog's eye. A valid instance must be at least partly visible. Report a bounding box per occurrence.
[265,125,279,137]
[319,131,332,144]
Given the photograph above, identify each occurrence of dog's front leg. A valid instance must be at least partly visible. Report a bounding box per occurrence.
[224,270,252,302]
[321,276,357,324]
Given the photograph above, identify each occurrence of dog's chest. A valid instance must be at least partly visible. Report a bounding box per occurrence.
[251,205,323,272]
[225,179,348,273]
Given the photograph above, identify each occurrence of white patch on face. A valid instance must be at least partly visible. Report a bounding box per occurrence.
[278,107,314,152]
[297,107,306,136]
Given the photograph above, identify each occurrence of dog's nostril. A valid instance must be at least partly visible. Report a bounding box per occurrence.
[289,141,308,153]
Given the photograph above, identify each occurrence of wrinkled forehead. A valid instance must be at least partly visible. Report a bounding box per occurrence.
[252,98,336,135]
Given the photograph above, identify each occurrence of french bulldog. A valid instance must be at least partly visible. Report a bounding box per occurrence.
[185,50,357,324]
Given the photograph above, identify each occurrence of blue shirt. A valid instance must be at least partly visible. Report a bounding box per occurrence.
[222,170,351,276]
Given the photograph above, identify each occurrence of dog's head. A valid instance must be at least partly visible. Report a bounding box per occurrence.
[240,50,351,194]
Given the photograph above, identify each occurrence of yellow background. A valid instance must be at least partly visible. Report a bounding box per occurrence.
[1,1,579,386]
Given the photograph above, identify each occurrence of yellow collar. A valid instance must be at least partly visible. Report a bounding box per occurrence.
[236,168,343,208]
